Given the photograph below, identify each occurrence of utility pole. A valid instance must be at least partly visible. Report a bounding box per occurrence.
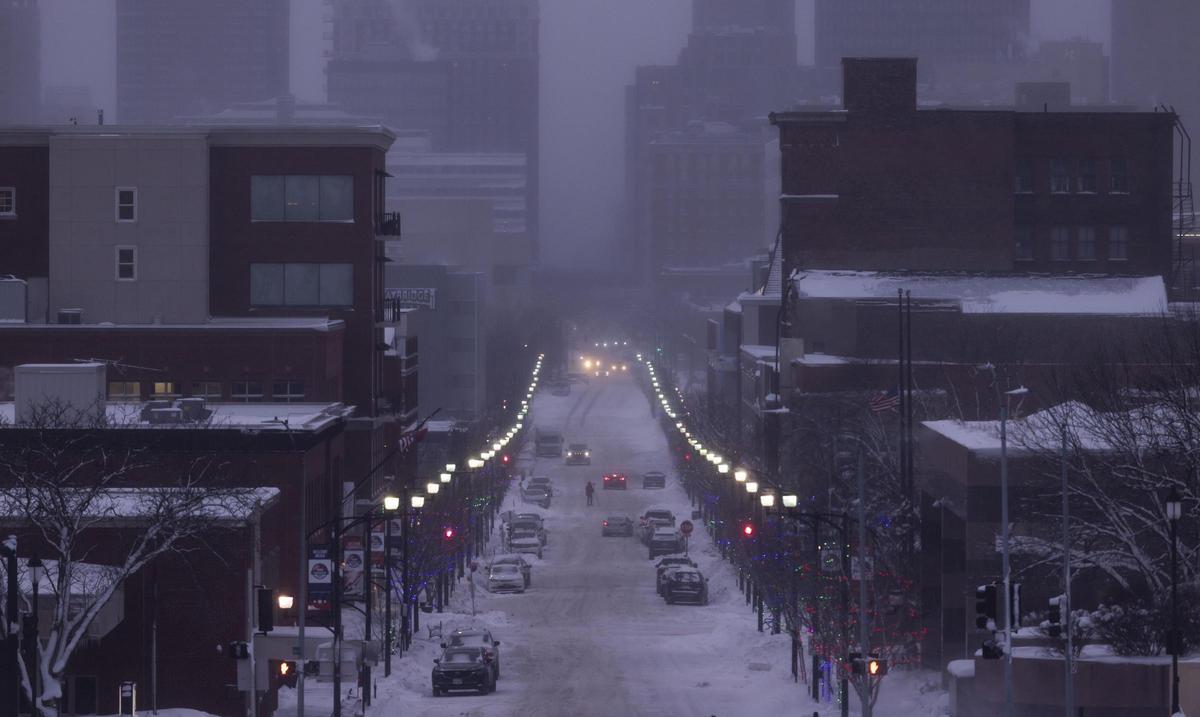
[2,536,17,717]
[858,454,872,717]
[1000,403,1014,717]
[1061,422,1073,717]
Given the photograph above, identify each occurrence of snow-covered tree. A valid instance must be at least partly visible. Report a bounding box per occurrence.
[0,399,263,716]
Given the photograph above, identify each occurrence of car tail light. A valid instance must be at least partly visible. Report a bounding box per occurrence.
[603,520,609,526]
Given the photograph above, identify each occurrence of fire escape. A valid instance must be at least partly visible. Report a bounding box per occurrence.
[1166,107,1196,300]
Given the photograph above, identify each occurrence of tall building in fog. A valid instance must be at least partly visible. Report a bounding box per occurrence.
[815,0,1030,85]
[626,0,801,277]
[0,0,40,124]
[327,0,540,249]
[1111,0,1198,168]
[116,0,289,124]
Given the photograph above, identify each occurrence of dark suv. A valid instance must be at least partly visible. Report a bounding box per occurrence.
[431,647,495,695]
[663,568,709,605]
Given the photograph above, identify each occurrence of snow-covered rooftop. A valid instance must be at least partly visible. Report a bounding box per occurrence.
[792,271,1168,315]
[0,401,355,431]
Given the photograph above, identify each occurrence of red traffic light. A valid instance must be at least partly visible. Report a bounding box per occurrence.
[741,522,755,537]
[502,454,511,464]
[602,520,609,526]
[443,527,456,540]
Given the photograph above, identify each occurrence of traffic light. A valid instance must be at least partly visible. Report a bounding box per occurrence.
[256,587,274,634]
[277,660,298,687]
[1047,594,1066,639]
[502,454,511,465]
[867,657,888,676]
[739,521,755,538]
[443,527,456,540]
[849,653,888,677]
[975,582,998,630]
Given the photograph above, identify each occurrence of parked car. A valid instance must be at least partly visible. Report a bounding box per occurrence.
[655,555,698,594]
[509,519,546,546]
[642,508,676,526]
[601,516,634,537]
[443,628,503,680]
[431,647,495,695]
[642,471,666,489]
[522,487,551,509]
[486,564,525,594]
[648,527,683,558]
[509,530,544,559]
[663,568,709,605]
[602,473,627,490]
[488,554,531,588]
[527,476,553,497]
[641,517,674,545]
[565,444,591,465]
[514,512,545,530]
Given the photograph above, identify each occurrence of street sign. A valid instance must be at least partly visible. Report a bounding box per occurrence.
[680,520,694,535]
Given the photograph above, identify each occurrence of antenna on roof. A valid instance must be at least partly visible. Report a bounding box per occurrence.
[72,358,165,374]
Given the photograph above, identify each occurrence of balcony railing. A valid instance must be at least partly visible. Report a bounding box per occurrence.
[376,211,402,237]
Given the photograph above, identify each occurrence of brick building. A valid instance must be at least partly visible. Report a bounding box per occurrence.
[771,58,1177,279]
[0,124,417,521]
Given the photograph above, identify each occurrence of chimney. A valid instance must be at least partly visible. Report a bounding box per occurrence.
[842,58,918,115]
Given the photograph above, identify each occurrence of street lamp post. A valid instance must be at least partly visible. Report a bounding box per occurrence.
[26,556,43,713]
[1167,487,1183,715]
[2,536,18,717]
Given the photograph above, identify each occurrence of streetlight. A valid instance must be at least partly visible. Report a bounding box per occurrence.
[468,459,484,469]
[440,473,452,483]
[426,482,440,495]
[745,481,759,494]
[782,493,798,508]
[1168,486,1183,715]
[445,464,457,473]
[718,464,730,474]
[277,594,295,610]
[759,493,776,508]
[27,554,44,712]
[410,495,425,509]
[734,469,748,483]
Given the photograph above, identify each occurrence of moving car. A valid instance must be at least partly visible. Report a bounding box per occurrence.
[601,516,634,537]
[565,443,591,465]
[642,471,666,489]
[431,647,495,695]
[648,527,683,558]
[486,564,525,594]
[489,554,531,588]
[655,555,698,594]
[522,487,551,509]
[509,530,544,559]
[602,473,627,490]
[663,568,709,605]
[535,427,564,457]
[527,476,554,497]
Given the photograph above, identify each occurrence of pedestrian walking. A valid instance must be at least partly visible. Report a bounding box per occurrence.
[585,480,595,506]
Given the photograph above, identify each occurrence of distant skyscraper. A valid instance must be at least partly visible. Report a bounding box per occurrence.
[328,0,541,249]
[815,0,1030,77]
[116,0,289,124]
[0,0,40,124]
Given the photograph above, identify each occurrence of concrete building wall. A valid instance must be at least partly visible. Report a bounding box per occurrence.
[47,133,211,324]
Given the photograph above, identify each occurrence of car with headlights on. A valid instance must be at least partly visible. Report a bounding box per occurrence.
[602,472,627,490]
[431,647,494,695]
[663,568,709,605]
[601,516,634,537]
[489,554,531,588]
[486,564,525,594]
[565,443,591,465]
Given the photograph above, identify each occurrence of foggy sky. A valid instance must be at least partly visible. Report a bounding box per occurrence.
[39,0,1110,267]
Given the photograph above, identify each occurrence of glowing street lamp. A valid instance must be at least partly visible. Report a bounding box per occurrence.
[426,482,440,495]
[410,495,426,509]
[718,463,729,474]
[746,481,759,494]
[782,494,798,508]
[440,472,452,483]
[383,495,401,511]
[759,493,776,508]
[445,464,457,473]
[468,458,485,469]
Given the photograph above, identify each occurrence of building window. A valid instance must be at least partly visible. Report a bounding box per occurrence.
[115,187,137,222]
[250,263,353,307]
[1109,226,1129,261]
[1050,160,1072,194]
[1078,159,1098,193]
[190,381,223,400]
[1014,159,1033,193]
[1110,158,1129,193]
[107,381,140,401]
[115,246,137,281]
[272,381,305,402]
[251,175,354,222]
[0,187,14,216]
[1015,226,1034,261]
[1077,227,1097,261]
[151,381,178,399]
[231,381,264,402]
[1051,227,1070,261]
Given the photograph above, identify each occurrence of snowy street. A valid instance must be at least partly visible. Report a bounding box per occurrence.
[310,373,949,717]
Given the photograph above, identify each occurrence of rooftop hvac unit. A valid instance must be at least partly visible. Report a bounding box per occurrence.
[176,397,210,422]
[139,400,173,422]
[57,308,82,325]
[147,408,183,425]
[14,363,106,425]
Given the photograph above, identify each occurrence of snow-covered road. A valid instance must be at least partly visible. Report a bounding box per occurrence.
[280,373,948,717]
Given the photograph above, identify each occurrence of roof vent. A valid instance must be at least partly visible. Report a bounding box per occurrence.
[147,408,183,425]
[57,308,82,325]
[176,397,211,422]
[139,400,173,422]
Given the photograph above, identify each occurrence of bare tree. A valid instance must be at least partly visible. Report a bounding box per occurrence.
[0,399,264,716]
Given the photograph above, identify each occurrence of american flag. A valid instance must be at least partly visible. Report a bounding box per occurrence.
[397,426,428,453]
[869,387,901,412]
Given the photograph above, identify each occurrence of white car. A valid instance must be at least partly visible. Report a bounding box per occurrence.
[487,565,525,594]
[509,531,544,559]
